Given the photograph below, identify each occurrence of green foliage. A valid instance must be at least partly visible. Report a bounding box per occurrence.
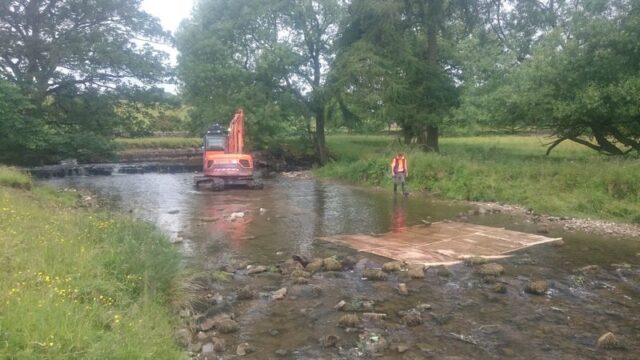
[456,0,640,155]
[0,181,183,358]
[0,0,171,165]
[317,135,640,224]
[177,0,342,159]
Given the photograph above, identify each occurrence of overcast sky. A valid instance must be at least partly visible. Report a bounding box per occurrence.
[141,0,195,92]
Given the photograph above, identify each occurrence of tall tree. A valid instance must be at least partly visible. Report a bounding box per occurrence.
[0,0,170,164]
[177,0,340,163]
[330,0,474,151]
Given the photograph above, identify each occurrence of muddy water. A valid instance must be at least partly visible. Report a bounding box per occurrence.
[46,173,640,359]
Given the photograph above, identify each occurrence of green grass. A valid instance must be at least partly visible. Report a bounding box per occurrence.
[0,167,184,359]
[317,135,640,224]
[115,137,201,150]
[0,166,32,189]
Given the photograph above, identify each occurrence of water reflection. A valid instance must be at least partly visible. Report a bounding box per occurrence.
[391,196,408,232]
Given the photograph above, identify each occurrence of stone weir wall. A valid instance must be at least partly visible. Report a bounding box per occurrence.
[26,149,315,179]
[27,163,203,179]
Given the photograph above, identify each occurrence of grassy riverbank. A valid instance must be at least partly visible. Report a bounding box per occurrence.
[317,135,640,224]
[0,167,183,358]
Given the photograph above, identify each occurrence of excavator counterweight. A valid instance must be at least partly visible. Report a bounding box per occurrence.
[194,109,262,191]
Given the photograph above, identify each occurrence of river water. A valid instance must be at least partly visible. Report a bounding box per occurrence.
[46,173,639,359]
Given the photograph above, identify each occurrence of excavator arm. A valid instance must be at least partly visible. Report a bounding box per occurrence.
[227,109,244,154]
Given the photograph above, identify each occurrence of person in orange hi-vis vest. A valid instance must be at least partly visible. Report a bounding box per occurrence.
[390,152,408,195]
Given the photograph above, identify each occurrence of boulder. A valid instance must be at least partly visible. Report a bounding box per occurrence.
[272,287,287,300]
[341,256,357,269]
[478,263,504,277]
[382,261,404,273]
[403,309,423,326]
[323,257,343,271]
[236,342,254,356]
[408,264,426,279]
[320,334,339,348]
[216,319,240,334]
[280,259,304,275]
[212,337,226,352]
[597,332,620,349]
[247,265,268,275]
[236,285,256,300]
[362,269,388,281]
[338,314,361,328]
[397,283,409,295]
[525,280,548,295]
[305,258,324,273]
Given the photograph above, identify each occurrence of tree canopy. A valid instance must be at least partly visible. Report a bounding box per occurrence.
[0,0,171,164]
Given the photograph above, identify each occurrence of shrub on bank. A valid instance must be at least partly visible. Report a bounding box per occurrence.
[0,166,31,189]
[318,135,640,224]
[0,167,183,358]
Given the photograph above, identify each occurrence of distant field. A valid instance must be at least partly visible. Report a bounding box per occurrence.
[115,137,201,150]
[318,135,640,224]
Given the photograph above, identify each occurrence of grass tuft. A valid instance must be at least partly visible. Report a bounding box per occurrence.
[0,166,32,189]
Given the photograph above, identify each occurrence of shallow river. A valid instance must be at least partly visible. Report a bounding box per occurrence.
[46,173,639,359]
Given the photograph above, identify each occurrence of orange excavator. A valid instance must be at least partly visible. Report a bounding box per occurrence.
[195,109,262,191]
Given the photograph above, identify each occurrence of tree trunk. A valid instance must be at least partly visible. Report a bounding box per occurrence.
[423,0,441,152]
[425,125,439,152]
[315,109,328,164]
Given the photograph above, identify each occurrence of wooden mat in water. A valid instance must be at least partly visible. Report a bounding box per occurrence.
[319,222,561,266]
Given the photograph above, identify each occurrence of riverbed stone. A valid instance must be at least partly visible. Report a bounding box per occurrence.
[236,342,254,356]
[201,343,214,357]
[290,269,311,278]
[275,349,288,357]
[236,285,256,300]
[362,269,388,281]
[342,256,357,269]
[305,258,324,273]
[216,319,240,333]
[492,283,507,293]
[293,277,309,284]
[408,264,426,279]
[382,261,404,273]
[292,254,310,267]
[247,265,268,274]
[338,314,361,328]
[478,263,504,277]
[321,334,339,348]
[280,259,304,275]
[323,257,343,271]
[272,287,287,300]
[362,312,387,321]
[397,283,409,295]
[597,332,620,349]
[435,265,452,277]
[525,280,549,295]
[212,337,226,352]
[174,328,191,346]
[403,309,423,326]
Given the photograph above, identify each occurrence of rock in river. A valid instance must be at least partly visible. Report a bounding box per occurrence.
[323,257,343,271]
[478,263,504,277]
[597,332,621,349]
[236,342,254,356]
[525,280,549,295]
[382,261,404,273]
[338,314,361,328]
[408,264,426,279]
[362,269,388,281]
[272,287,287,300]
[247,265,268,275]
[305,258,324,273]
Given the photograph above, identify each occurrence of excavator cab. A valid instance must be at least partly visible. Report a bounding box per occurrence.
[195,110,262,191]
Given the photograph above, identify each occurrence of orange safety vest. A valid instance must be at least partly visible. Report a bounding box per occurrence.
[391,156,407,175]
